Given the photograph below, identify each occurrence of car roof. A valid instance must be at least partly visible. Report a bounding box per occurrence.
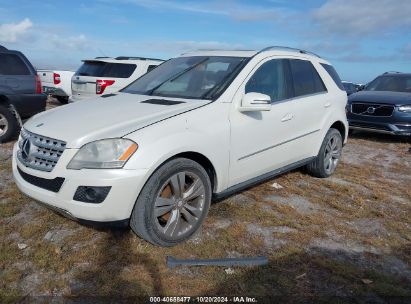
[381,72,411,77]
[180,46,330,64]
[83,57,164,64]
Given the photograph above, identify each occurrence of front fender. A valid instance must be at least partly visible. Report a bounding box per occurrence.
[123,107,231,192]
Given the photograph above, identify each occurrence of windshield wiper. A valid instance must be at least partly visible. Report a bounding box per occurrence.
[147,57,209,96]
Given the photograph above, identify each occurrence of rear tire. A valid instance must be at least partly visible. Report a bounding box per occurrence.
[0,104,19,143]
[306,128,343,178]
[130,158,212,247]
[56,96,69,104]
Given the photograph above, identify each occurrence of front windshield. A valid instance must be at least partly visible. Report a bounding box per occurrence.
[365,75,411,93]
[122,56,247,99]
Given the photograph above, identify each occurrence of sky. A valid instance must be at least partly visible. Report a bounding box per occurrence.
[0,0,410,83]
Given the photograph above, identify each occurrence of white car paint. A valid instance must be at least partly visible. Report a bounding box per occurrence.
[13,48,348,224]
[37,70,75,99]
[70,57,163,102]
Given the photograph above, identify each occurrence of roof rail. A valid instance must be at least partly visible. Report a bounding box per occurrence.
[258,46,321,58]
[115,56,164,61]
[0,45,8,51]
[383,71,401,74]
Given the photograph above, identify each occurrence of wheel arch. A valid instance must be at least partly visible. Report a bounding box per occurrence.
[168,151,218,193]
[0,95,10,106]
[330,120,346,142]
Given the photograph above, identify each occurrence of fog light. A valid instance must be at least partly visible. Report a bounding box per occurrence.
[73,186,111,204]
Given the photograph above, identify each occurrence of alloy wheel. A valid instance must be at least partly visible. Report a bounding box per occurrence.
[0,113,8,137]
[324,133,342,175]
[154,171,206,238]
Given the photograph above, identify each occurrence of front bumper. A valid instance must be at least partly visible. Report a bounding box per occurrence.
[12,143,148,223]
[347,107,411,136]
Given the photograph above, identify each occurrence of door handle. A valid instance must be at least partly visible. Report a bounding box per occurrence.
[281,113,294,122]
[324,102,331,108]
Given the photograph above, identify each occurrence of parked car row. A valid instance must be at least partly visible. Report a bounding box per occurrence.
[342,81,360,95]
[3,42,410,247]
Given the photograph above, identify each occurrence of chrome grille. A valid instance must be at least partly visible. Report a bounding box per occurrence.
[350,103,394,117]
[17,129,66,172]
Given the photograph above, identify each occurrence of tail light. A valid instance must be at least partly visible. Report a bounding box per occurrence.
[96,79,115,95]
[35,75,42,94]
[53,73,61,85]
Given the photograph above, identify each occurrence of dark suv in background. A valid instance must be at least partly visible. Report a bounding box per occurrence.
[0,45,46,142]
[347,72,411,136]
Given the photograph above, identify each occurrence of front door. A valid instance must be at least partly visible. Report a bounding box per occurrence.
[228,57,328,187]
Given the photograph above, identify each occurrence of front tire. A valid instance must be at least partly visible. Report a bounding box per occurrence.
[130,158,212,247]
[0,104,19,143]
[306,128,343,178]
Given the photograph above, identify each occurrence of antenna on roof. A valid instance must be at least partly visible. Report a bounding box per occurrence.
[258,46,321,58]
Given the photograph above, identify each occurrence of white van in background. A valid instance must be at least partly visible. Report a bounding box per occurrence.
[70,56,164,102]
[37,70,75,104]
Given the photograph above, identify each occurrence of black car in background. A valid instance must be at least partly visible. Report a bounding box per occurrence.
[342,81,358,95]
[0,45,46,142]
[347,72,411,136]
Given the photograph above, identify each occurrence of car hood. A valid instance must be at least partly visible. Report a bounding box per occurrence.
[24,93,209,148]
[348,91,411,105]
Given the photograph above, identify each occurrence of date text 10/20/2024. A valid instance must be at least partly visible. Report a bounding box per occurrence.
[149,296,258,303]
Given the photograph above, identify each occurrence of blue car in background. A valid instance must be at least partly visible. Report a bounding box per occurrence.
[347,72,411,136]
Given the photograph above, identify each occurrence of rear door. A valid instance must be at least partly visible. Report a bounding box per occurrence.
[283,58,329,160]
[0,52,35,94]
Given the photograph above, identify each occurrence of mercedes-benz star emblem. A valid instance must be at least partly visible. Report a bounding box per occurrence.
[21,139,31,160]
[367,107,376,114]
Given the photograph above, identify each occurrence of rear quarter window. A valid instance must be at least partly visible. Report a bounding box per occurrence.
[290,59,326,97]
[0,53,31,75]
[75,62,136,78]
[147,65,158,73]
[320,63,344,91]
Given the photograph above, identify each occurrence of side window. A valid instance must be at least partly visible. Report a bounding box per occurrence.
[102,63,136,78]
[290,59,326,97]
[0,53,31,75]
[147,65,157,73]
[320,63,344,91]
[245,59,292,102]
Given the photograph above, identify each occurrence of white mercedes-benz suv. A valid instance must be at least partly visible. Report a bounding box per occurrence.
[13,47,348,246]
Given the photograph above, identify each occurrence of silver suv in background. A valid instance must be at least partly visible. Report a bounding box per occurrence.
[70,56,164,102]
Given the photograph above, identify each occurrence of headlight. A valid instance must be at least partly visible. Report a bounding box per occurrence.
[398,105,411,113]
[67,139,138,170]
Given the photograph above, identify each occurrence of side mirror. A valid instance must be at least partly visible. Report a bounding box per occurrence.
[239,92,271,112]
